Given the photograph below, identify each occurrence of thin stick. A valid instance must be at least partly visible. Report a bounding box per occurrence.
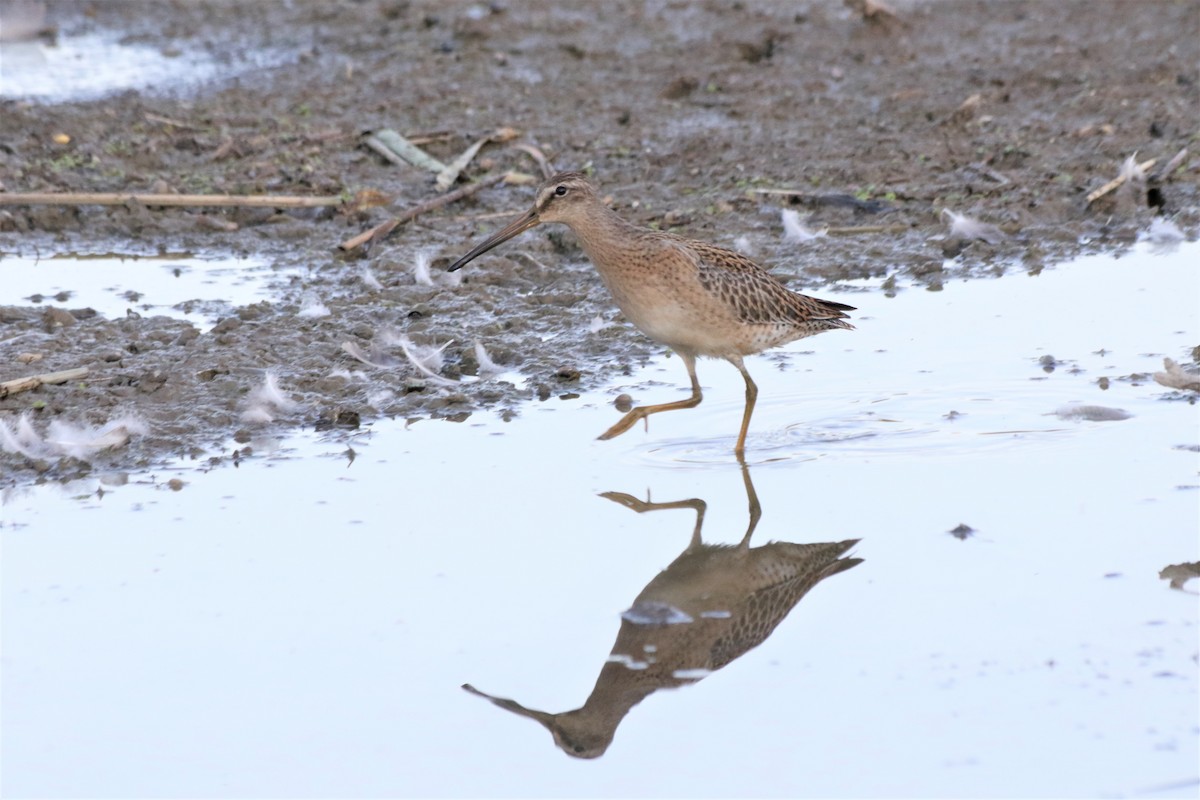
[144,112,205,130]
[0,367,89,400]
[1149,148,1188,182]
[1086,158,1156,205]
[0,192,343,208]
[338,172,510,252]
[436,127,519,192]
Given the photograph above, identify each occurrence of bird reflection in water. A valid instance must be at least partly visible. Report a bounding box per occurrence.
[462,465,862,759]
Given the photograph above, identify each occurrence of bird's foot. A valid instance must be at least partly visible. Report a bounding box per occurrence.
[597,408,646,441]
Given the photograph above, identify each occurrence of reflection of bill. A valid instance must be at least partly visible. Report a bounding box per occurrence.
[463,466,863,758]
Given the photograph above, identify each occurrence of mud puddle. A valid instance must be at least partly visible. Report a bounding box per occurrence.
[0,20,289,103]
[3,242,1197,798]
[0,253,292,332]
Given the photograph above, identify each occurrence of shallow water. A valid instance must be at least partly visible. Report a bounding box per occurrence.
[0,253,286,332]
[2,242,1198,798]
[0,29,284,102]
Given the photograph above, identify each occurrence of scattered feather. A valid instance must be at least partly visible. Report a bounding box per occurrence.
[1118,153,1146,184]
[240,407,276,424]
[44,415,149,460]
[396,334,456,385]
[941,208,1007,244]
[1086,153,1158,205]
[242,373,299,424]
[1154,358,1200,392]
[360,266,383,290]
[588,315,615,334]
[366,388,397,408]
[341,340,403,369]
[250,372,299,413]
[411,250,435,286]
[1,413,149,460]
[340,327,458,384]
[732,234,753,254]
[473,340,504,376]
[1144,217,1185,252]
[297,295,331,318]
[781,208,827,243]
[0,414,45,458]
[1054,404,1132,422]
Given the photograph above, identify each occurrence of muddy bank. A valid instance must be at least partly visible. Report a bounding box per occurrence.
[1,0,1197,484]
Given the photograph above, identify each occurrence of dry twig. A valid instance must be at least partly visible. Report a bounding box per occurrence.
[1086,158,1156,205]
[338,171,515,252]
[0,192,343,208]
[0,367,89,400]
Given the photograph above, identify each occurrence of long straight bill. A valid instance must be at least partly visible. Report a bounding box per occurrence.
[447,209,541,272]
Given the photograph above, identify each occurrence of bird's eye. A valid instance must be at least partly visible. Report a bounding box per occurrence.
[554,185,568,197]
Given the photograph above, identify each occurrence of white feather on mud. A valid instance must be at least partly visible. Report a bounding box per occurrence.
[253,372,299,412]
[366,388,397,408]
[297,295,331,318]
[240,407,275,424]
[360,266,383,290]
[0,414,45,459]
[411,250,435,286]
[241,372,299,423]
[732,234,754,255]
[941,209,1008,244]
[394,334,456,385]
[46,416,150,459]
[781,208,827,243]
[1144,217,1185,251]
[1,413,149,459]
[341,340,403,369]
[588,315,616,334]
[441,263,464,287]
[1118,153,1147,184]
[473,340,504,376]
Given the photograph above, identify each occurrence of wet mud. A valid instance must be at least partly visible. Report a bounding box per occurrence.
[1,0,1197,483]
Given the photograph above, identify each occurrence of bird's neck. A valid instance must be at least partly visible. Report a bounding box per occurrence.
[566,206,646,268]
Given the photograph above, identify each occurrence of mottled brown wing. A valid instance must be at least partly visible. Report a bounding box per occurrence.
[708,541,863,671]
[684,241,855,326]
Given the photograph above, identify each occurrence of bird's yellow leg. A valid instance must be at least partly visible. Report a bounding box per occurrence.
[731,356,758,457]
[598,353,702,441]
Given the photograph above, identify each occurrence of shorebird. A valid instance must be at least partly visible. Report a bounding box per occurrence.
[447,172,854,454]
[462,466,862,758]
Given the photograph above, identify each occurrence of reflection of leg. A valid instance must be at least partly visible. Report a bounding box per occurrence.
[736,460,762,548]
[730,355,758,457]
[599,492,707,550]
[597,352,702,441]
